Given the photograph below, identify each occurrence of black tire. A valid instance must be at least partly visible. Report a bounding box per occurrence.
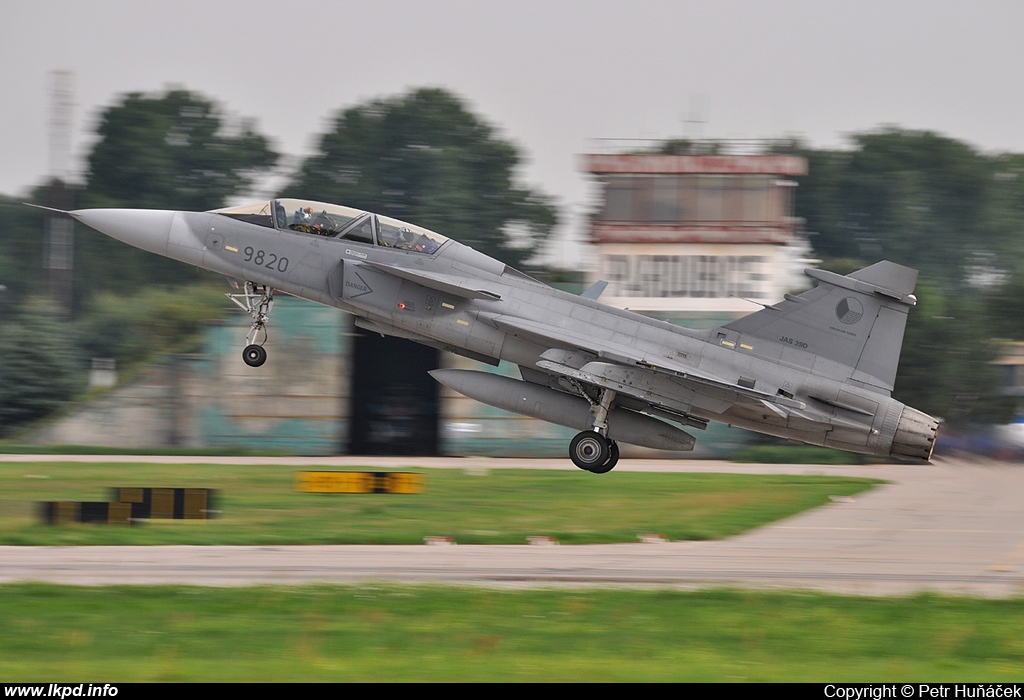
[569,431,610,471]
[589,440,619,474]
[242,344,267,367]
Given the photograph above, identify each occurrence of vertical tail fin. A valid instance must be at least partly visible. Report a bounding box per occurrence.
[723,261,919,391]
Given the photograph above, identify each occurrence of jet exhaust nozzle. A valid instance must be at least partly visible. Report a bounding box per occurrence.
[889,405,939,462]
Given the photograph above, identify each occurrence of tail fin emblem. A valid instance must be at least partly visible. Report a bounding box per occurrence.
[836,297,864,325]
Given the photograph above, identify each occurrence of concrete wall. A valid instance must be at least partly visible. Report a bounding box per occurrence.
[28,361,193,449]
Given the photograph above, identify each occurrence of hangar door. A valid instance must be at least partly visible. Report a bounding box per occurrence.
[348,327,440,456]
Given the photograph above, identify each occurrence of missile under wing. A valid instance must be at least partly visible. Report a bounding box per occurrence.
[62,197,939,472]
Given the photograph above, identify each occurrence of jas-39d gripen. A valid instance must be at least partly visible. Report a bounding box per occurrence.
[54,198,938,472]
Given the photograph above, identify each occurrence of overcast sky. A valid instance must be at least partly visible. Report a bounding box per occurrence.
[3,0,1024,258]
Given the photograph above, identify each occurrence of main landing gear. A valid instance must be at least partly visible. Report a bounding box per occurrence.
[568,385,620,474]
[569,431,619,473]
[227,282,274,367]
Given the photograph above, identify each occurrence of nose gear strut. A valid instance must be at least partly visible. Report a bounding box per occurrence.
[227,282,274,367]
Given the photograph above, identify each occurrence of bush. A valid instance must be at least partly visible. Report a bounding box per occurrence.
[0,300,85,437]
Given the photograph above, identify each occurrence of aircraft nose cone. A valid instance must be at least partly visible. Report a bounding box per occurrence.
[70,209,176,257]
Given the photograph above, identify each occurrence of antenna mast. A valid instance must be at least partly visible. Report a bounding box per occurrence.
[46,69,75,317]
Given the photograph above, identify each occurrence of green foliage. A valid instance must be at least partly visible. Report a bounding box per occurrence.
[284,87,557,269]
[777,128,1024,287]
[811,256,868,277]
[0,284,227,435]
[74,283,230,369]
[83,89,278,211]
[985,153,1024,261]
[894,284,1013,424]
[0,301,84,438]
[0,197,49,316]
[983,272,1024,341]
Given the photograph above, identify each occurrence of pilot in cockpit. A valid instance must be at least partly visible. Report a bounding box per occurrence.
[295,206,312,225]
[396,228,416,249]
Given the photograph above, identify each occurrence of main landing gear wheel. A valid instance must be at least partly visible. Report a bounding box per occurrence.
[569,431,618,473]
[590,440,619,474]
[242,344,267,367]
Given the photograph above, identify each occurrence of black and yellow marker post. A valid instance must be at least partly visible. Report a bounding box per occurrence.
[39,488,217,525]
[39,501,133,526]
[109,488,217,519]
[295,471,423,494]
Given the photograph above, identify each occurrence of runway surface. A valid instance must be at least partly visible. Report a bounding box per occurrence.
[2,455,1023,596]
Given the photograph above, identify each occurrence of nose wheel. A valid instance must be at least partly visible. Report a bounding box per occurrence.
[227,282,274,368]
[243,344,267,367]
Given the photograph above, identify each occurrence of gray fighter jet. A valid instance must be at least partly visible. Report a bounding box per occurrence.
[61,197,938,471]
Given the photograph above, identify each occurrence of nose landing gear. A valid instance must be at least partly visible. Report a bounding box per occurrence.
[227,282,274,367]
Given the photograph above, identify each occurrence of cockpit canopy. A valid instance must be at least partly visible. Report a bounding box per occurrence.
[212,198,450,254]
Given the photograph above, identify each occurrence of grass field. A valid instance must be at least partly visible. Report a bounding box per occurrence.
[3,461,1022,682]
[1,584,1022,682]
[0,462,880,545]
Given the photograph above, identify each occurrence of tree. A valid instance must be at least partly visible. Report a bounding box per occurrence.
[983,272,1024,341]
[285,87,557,269]
[77,89,279,294]
[776,128,1024,288]
[0,299,84,438]
[84,89,278,211]
[0,195,48,319]
[894,283,1011,425]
